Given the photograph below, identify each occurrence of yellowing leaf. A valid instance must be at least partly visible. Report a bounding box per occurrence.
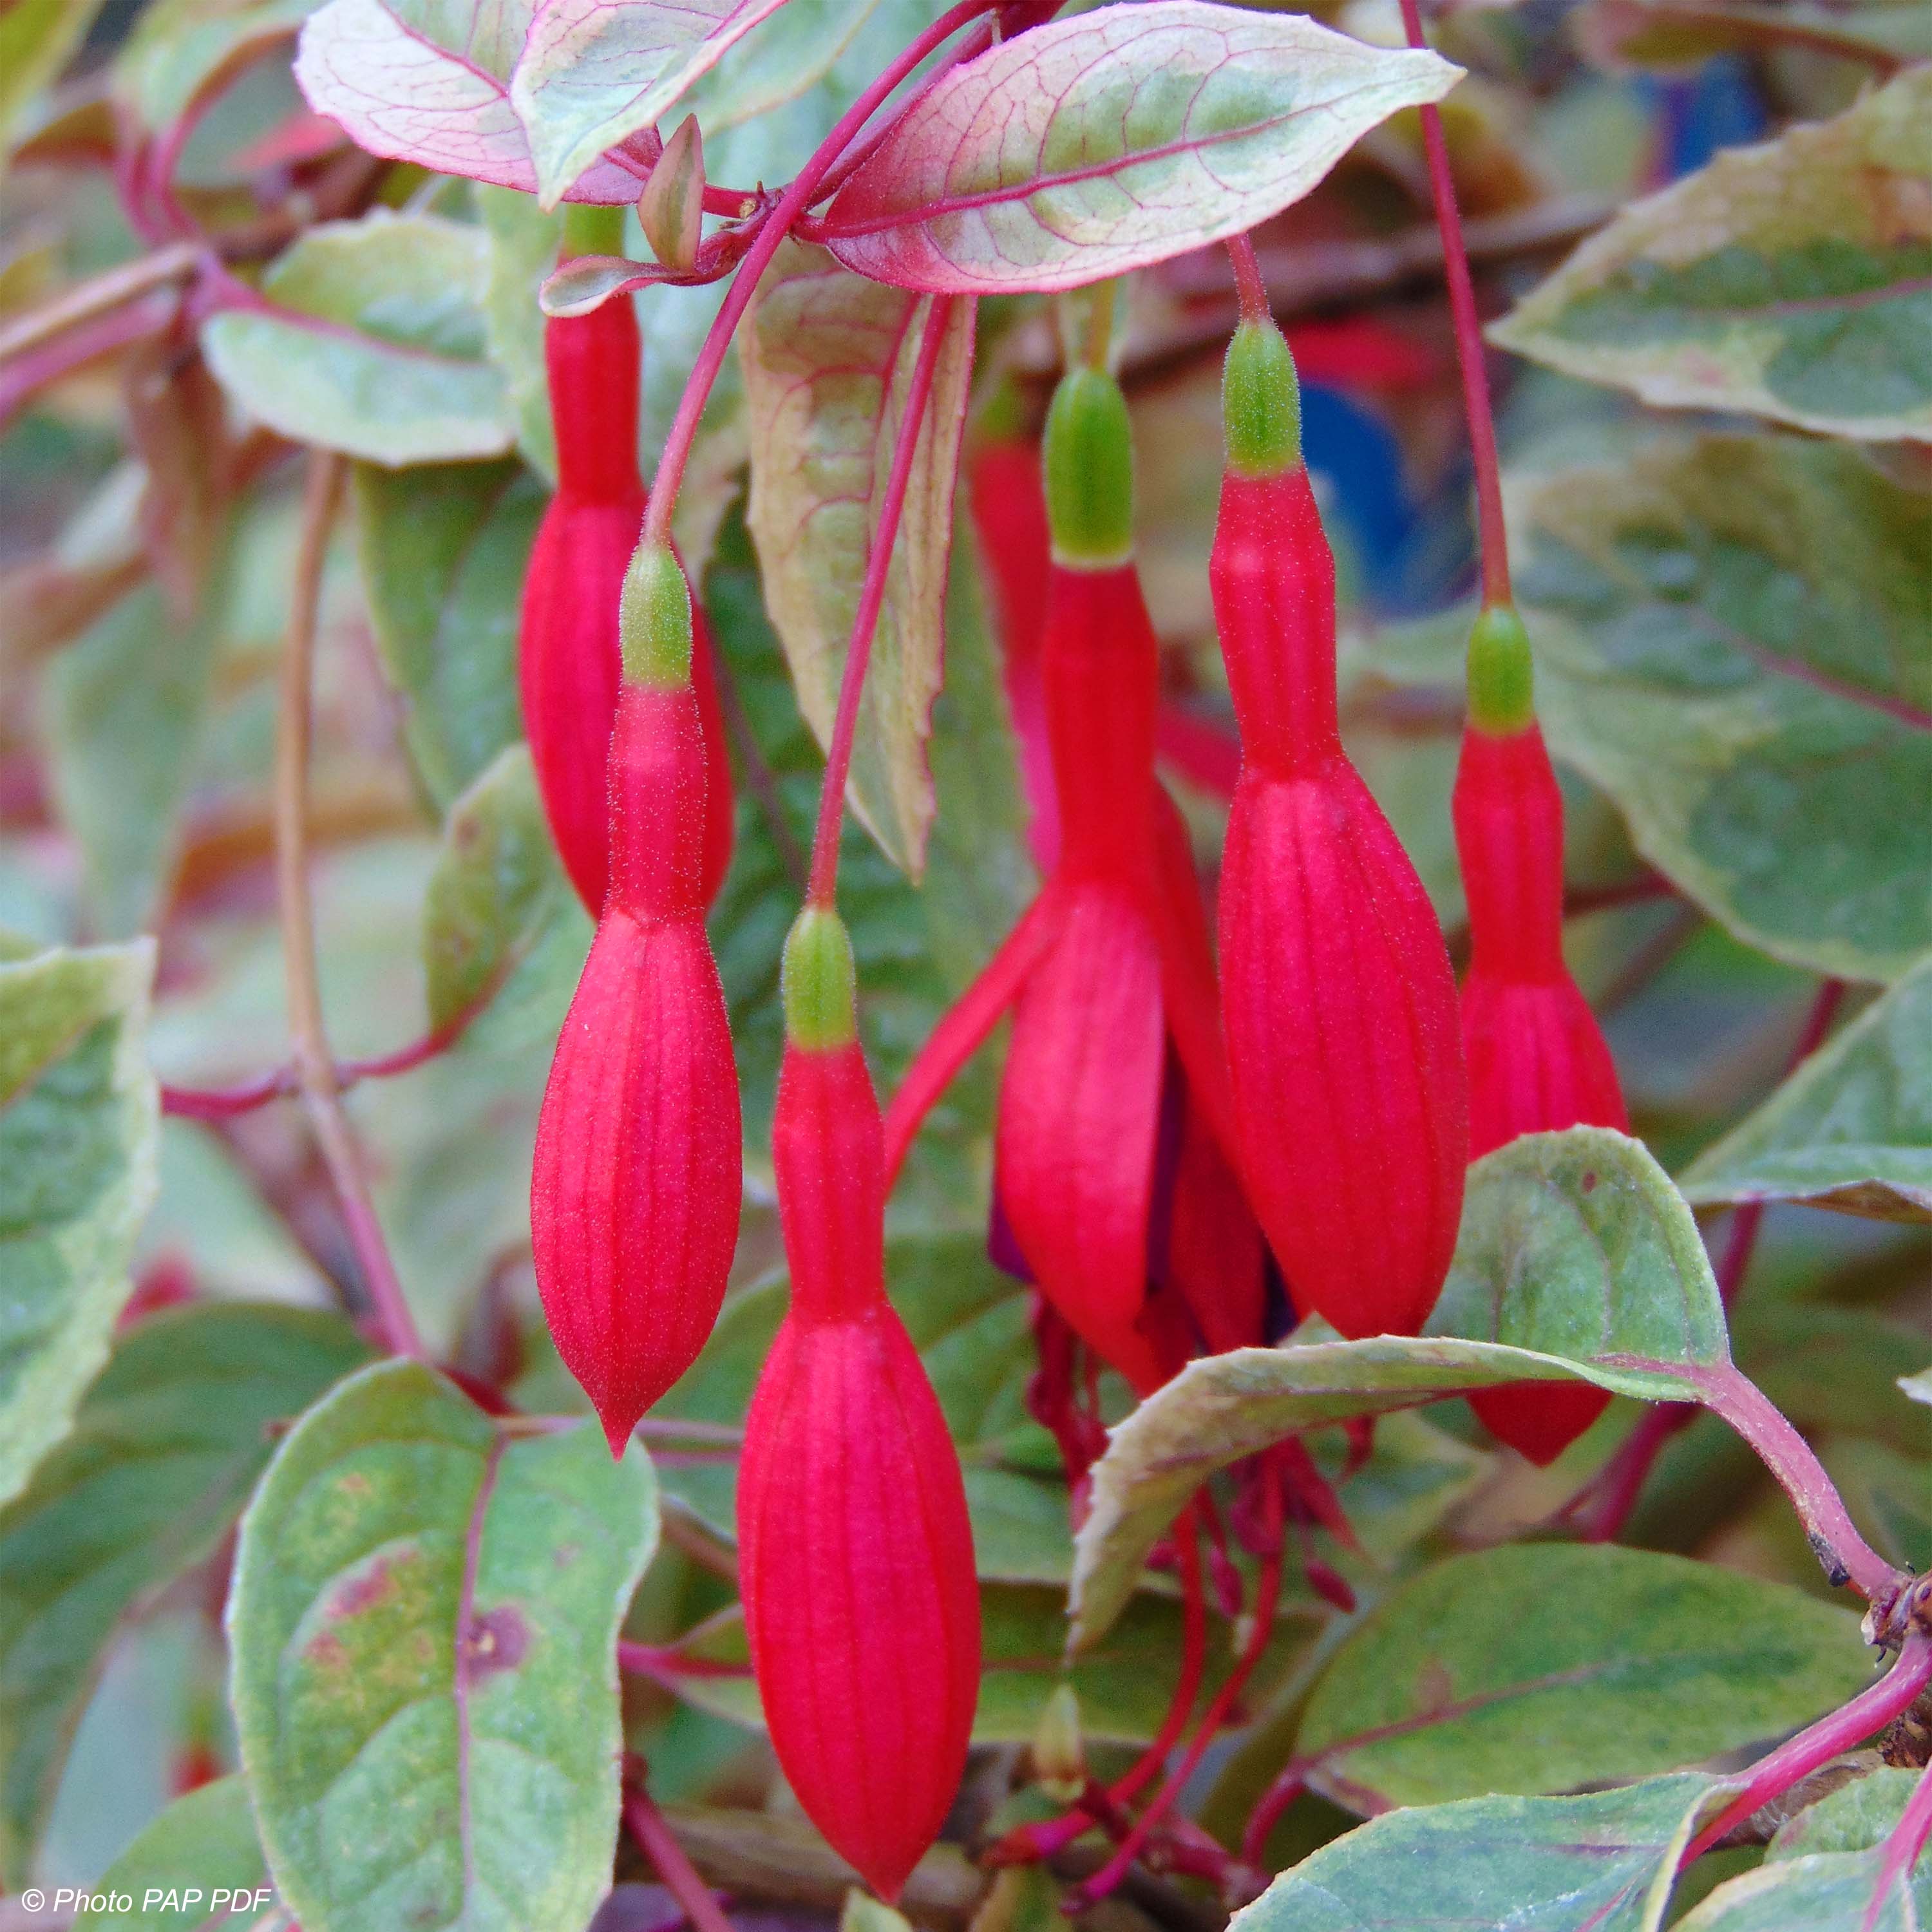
[740,245,976,876]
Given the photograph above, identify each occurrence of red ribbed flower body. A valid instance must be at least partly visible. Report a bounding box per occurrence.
[739,1038,980,1902]
[1210,466,1467,1339]
[1455,714,1627,1461]
[531,679,741,1452]
[518,302,732,914]
[996,562,1248,1395]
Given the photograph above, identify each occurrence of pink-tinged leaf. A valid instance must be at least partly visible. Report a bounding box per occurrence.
[818,0,1461,294]
[293,0,645,200]
[739,243,976,876]
[510,0,795,209]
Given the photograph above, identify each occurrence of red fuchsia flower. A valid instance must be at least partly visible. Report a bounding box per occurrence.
[1455,603,1629,1463]
[738,908,980,1902]
[531,545,741,1454]
[1209,317,1468,1341]
[888,363,1264,1399]
[518,289,734,916]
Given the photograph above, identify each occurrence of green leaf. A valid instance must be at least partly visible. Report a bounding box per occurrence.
[1295,1544,1866,1811]
[509,0,797,207]
[704,504,1032,1222]
[679,0,887,135]
[352,455,544,810]
[202,213,515,466]
[0,940,157,1515]
[1515,433,1932,981]
[1492,71,1932,440]
[73,1776,270,1931]
[1768,1767,1919,1861]
[422,744,592,1050]
[1072,1128,1729,1645]
[820,2,1459,294]
[655,1234,1065,1578]
[477,186,564,483]
[1683,956,1932,1223]
[0,0,109,142]
[1578,0,1932,72]
[229,1360,656,1932]
[740,246,976,877]
[1231,1774,1725,1932]
[665,1580,1308,1747]
[0,1303,369,1883]
[1674,1844,1931,1931]
[112,0,312,137]
[46,579,223,937]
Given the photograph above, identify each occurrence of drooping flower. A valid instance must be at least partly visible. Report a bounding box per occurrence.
[530,545,741,1453]
[888,363,1264,1396]
[1455,604,1628,1463]
[738,907,980,1901]
[1208,316,1468,1341]
[518,294,734,914]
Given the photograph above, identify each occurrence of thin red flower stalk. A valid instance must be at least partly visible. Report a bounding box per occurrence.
[1208,287,1468,1340]
[989,1504,1211,1868]
[1388,0,1509,609]
[805,294,958,907]
[638,0,995,556]
[160,996,484,1120]
[1073,1538,1283,1906]
[530,548,741,1452]
[621,1780,735,1932]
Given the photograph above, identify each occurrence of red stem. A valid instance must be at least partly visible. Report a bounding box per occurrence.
[639,0,992,553]
[623,1786,737,1932]
[1559,978,1847,1541]
[1394,0,1510,610]
[806,292,956,905]
[1075,1543,1284,1905]
[1684,1631,1932,1861]
[1863,1754,1932,1932]
[160,1000,482,1121]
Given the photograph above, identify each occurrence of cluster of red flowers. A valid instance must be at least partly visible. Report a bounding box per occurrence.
[516,261,1627,1895]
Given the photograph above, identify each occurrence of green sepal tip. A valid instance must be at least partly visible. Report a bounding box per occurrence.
[1222,319,1302,478]
[782,906,858,1051]
[1043,365,1133,569]
[618,542,693,688]
[1466,604,1536,734]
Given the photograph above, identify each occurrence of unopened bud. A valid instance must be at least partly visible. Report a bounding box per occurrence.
[619,541,693,687]
[640,115,705,274]
[782,906,858,1051]
[1030,1684,1084,1803]
[1043,366,1133,569]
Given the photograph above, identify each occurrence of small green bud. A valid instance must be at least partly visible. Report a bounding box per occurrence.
[1466,604,1535,734]
[1030,1684,1085,1803]
[1043,366,1133,568]
[561,200,625,260]
[618,542,692,687]
[782,906,858,1050]
[1222,319,1301,478]
[639,114,704,273]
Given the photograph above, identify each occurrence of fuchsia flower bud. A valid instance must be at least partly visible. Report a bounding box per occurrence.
[518,294,734,915]
[531,545,741,1454]
[1209,319,1468,1340]
[1455,604,1627,1463]
[739,907,980,1901]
